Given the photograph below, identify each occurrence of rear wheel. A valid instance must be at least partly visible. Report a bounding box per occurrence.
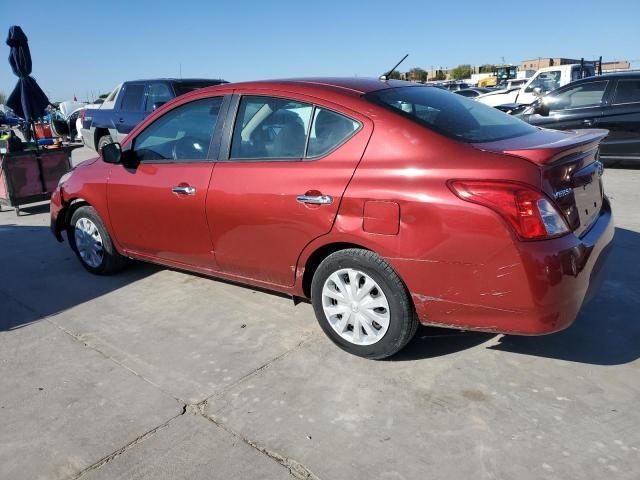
[311,249,418,359]
[68,206,128,275]
[97,134,113,153]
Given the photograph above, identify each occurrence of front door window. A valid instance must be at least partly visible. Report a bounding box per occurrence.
[545,81,608,111]
[133,97,223,161]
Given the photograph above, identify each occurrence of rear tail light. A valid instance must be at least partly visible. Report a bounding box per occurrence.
[449,180,569,240]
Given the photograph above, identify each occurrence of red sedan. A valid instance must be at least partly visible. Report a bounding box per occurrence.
[51,78,613,359]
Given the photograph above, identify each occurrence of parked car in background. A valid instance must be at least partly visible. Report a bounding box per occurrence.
[477,63,598,107]
[80,78,228,151]
[455,87,492,98]
[52,78,613,359]
[0,105,21,127]
[436,81,470,91]
[517,72,640,164]
[49,101,86,141]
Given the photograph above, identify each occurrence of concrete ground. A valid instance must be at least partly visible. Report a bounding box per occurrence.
[1,147,639,479]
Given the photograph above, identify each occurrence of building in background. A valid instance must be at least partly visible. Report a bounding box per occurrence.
[601,60,631,72]
[520,57,630,72]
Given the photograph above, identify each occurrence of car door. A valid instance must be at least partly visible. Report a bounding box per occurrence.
[596,78,640,160]
[206,92,372,286]
[526,80,609,130]
[107,94,229,268]
[114,82,147,142]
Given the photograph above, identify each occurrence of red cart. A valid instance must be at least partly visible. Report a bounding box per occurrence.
[0,146,76,215]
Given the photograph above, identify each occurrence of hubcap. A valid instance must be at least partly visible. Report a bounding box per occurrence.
[321,268,391,346]
[74,218,104,268]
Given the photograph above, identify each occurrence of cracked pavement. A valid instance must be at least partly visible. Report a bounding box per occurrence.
[1,148,639,479]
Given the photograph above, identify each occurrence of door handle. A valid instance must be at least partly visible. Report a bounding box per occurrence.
[296,194,333,205]
[119,118,125,123]
[583,119,594,126]
[172,185,196,195]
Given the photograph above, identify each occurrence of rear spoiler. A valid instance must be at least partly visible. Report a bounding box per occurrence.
[475,129,609,166]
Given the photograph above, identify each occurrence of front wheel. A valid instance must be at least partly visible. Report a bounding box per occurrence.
[311,249,418,359]
[68,206,128,275]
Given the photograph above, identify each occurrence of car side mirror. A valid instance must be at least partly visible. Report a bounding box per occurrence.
[102,142,137,166]
[533,87,543,97]
[152,102,166,111]
[102,142,122,164]
[533,101,550,117]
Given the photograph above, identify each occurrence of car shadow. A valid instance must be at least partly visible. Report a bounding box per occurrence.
[391,327,496,361]
[3,221,638,366]
[0,224,158,332]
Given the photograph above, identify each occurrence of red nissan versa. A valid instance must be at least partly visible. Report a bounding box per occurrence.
[51,78,613,359]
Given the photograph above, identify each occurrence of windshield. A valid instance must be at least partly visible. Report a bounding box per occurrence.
[366,86,537,143]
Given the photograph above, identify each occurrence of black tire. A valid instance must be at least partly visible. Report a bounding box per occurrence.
[311,249,418,359]
[68,206,128,275]
[97,134,113,154]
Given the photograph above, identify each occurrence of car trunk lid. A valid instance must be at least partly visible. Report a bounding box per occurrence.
[475,128,609,237]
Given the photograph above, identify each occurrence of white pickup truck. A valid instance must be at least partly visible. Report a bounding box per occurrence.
[476,63,597,107]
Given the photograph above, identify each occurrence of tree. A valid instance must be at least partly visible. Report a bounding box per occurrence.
[407,67,427,83]
[387,71,401,80]
[451,64,473,80]
[431,70,446,81]
[0,91,6,105]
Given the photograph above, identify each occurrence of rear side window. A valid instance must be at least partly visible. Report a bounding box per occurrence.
[613,79,640,104]
[231,96,313,159]
[133,97,223,161]
[307,108,360,157]
[230,96,360,160]
[120,84,145,112]
[146,83,173,112]
[366,86,536,143]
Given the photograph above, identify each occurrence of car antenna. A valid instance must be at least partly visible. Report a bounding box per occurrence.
[379,54,409,81]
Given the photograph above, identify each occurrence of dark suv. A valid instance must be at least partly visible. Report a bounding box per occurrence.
[80,78,228,151]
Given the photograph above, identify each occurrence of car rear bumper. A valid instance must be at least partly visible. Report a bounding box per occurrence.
[398,198,614,335]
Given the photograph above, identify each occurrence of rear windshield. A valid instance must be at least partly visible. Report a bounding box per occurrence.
[172,80,226,96]
[365,86,537,143]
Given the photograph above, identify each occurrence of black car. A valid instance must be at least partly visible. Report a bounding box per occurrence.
[517,72,640,164]
[454,87,493,98]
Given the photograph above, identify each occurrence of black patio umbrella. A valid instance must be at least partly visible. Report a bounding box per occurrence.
[5,25,50,141]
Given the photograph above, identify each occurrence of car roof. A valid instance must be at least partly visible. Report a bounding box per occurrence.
[203,77,421,97]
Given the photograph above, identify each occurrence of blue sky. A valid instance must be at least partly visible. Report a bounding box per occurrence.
[2,0,639,101]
